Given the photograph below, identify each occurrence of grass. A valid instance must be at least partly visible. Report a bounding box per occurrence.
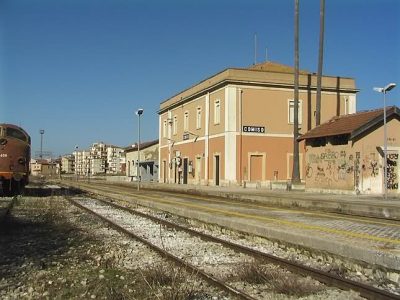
[232,262,324,297]
[139,263,203,300]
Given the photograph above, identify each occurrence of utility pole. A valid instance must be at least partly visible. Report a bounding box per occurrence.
[292,0,301,185]
[136,109,144,191]
[316,0,326,126]
[39,129,45,159]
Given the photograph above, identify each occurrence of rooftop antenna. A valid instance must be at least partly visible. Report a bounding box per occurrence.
[254,33,257,65]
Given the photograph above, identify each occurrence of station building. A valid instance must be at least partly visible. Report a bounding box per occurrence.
[125,139,159,182]
[158,62,358,187]
[299,106,400,194]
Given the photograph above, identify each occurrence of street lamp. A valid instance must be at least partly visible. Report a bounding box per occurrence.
[373,83,396,199]
[136,108,144,191]
[75,145,79,182]
[39,129,45,159]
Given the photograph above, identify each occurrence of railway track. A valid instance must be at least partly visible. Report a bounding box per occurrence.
[67,194,399,300]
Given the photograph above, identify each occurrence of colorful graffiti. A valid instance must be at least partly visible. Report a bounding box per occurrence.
[387,153,399,190]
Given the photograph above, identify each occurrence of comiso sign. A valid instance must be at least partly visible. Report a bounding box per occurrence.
[243,126,265,133]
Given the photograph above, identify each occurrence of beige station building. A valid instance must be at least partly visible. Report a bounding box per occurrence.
[158,62,358,187]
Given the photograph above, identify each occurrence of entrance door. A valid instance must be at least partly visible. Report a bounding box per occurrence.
[162,161,166,183]
[174,162,177,183]
[183,158,188,184]
[195,157,201,184]
[250,155,263,181]
[215,155,220,186]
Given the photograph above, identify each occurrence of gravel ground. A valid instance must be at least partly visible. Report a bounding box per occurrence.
[2,193,394,300]
[0,195,229,299]
[74,196,366,300]
[130,203,400,296]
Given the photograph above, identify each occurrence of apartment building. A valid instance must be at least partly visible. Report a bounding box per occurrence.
[106,145,125,174]
[158,61,358,187]
[73,142,125,176]
[61,155,75,174]
[74,150,90,176]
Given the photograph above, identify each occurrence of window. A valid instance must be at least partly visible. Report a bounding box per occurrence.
[330,134,349,145]
[184,111,189,131]
[163,120,167,138]
[173,116,178,135]
[344,97,350,115]
[214,99,220,124]
[288,99,302,125]
[196,107,202,129]
[6,127,28,142]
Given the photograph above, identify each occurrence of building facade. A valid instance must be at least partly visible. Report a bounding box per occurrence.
[61,155,75,174]
[73,142,125,176]
[125,140,159,182]
[158,62,358,187]
[106,146,125,174]
[300,106,400,194]
[30,159,59,177]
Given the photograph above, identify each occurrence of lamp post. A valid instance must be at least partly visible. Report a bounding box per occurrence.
[373,83,396,199]
[39,129,45,159]
[136,108,144,191]
[75,145,79,182]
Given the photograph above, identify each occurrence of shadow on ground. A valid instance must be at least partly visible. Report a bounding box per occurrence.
[0,197,90,280]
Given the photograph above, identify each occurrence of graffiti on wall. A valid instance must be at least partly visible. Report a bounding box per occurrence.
[306,148,356,188]
[307,146,400,192]
[387,153,399,190]
[354,152,360,193]
[362,153,380,178]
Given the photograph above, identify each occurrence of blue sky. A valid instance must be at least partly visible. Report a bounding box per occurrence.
[1,0,399,157]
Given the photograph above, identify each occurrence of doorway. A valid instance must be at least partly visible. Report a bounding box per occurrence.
[215,155,220,186]
[162,161,166,183]
[195,157,201,184]
[183,158,188,184]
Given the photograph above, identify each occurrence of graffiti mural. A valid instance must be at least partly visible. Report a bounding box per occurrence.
[306,148,354,189]
[387,152,399,190]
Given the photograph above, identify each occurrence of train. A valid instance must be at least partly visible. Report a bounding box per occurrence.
[0,124,31,196]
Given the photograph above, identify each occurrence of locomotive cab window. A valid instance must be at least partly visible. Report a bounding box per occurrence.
[6,127,28,142]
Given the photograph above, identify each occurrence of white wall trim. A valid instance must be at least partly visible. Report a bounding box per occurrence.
[159,132,294,149]
[348,94,356,114]
[205,93,210,182]
[225,86,237,182]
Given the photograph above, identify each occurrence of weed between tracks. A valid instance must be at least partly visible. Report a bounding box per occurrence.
[230,262,324,297]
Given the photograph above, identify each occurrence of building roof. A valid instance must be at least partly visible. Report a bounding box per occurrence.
[299,106,400,141]
[159,61,357,114]
[248,61,309,74]
[124,139,159,152]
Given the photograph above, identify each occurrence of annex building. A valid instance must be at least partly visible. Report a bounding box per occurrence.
[158,62,358,187]
[299,106,400,195]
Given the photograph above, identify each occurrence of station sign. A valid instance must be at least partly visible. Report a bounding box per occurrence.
[183,133,190,140]
[243,126,265,133]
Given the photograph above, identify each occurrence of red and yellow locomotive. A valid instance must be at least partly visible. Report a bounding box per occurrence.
[0,124,31,195]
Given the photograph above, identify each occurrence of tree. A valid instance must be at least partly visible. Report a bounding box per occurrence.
[315,0,325,126]
[292,0,301,184]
